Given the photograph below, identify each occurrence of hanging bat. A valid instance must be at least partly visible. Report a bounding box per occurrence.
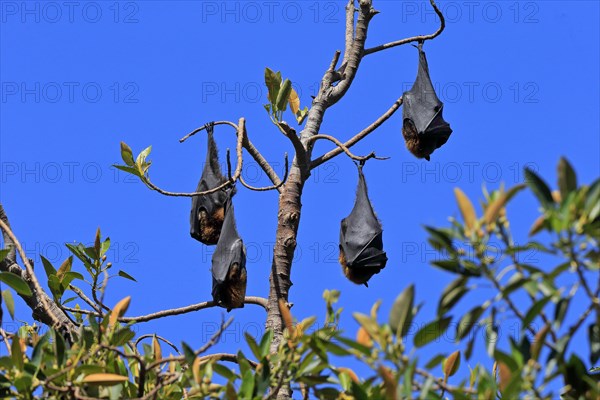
[402,42,452,161]
[212,196,247,311]
[190,123,235,245]
[339,164,388,286]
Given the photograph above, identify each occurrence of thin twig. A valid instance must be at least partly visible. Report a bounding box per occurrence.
[306,134,388,164]
[240,153,289,192]
[415,367,477,395]
[181,120,286,192]
[68,285,101,313]
[63,296,268,323]
[0,329,11,355]
[122,296,268,323]
[0,218,63,328]
[142,118,245,197]
[135,334,180,355]
[310,96,403,169]
[146,317,235,370]
[364,0,445,56]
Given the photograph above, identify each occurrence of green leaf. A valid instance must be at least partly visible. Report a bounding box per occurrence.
[113,165,142,178]
[244,332,261,360]
[0,273,32,296]
[589,323,600,365]
[494,350,518,372]
[0,248,10,263]
[557,157,577,200]
[101,237,111,257]
[181,342,196,367]
[524,168,554,209]
[11,336,24,371]
[456,305,485,341]
[414,316,452,348]
[136,145,152,166]
[118,270,137,282]
[214,363,237,381]
[438,277,468,316]
[565,354,590,395]
[111,328,135,347]
[258,329,273,359]
[389,284,414,337]
[276,79,292,112]
[238,360,255,398]
[553,298,569,329]
[264,67,282,104]
[295,106,309,125]
[40,255,57,279]
[1,290,14,320]
[425,226,455,253]
[522,296,552,330]
[425,354,446,369]
[336,337,372,357]
[120,142,135,166]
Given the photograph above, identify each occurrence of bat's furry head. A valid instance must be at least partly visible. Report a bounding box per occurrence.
[339,248,375,287]
[402,119,436,161]
[219,262,247,312]
[197,207,225,245]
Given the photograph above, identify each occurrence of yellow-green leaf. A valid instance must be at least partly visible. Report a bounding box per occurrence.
[109,296,131,327]
[153,335,162,361]
[278,299,294,338]
[443,350,461,378]
[289,88,300,115]
[356,327,373,348]
[82,373,128,385]
[454,188,477,233]
[120,142,135,166]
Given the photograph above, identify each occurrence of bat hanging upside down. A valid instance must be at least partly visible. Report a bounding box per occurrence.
[190,122,235,245]
[339,164,388,286]
[402,42,452,161]
[211,196,247,311]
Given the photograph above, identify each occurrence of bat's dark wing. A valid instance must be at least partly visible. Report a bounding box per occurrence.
[402,43,452,160]
[339,165,387,284]
[211,196,247,310]
[190,123,235,244]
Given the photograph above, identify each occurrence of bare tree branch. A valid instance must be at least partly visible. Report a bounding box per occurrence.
[342,0,356,66]
[64,296,268,324]
[310,96,403,169]
[306,134,388,164]
[364,0,446,56]
[142,119,244,197]
[0,206,77,336]
[135,334,180,355]
[182,120,287,192]
[240,153,289,192]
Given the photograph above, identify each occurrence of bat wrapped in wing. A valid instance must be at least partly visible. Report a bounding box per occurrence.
[402,42,452,161]
[190,123,236,245]
[212,196,247,311]
[339,164,388,286]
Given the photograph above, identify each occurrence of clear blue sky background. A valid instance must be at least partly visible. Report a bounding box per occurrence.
[1,0,599,389]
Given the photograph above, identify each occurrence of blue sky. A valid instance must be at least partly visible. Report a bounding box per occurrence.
[1,0,599,388]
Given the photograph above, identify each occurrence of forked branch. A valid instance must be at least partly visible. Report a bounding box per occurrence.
[364,0,445,56]
[182,119,288,193]
[306,134,388,164]
[310,96,403,169]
